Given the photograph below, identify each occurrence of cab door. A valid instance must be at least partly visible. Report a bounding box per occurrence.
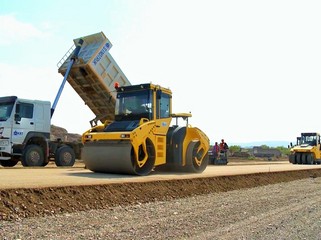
[154,90,172,135]
[12,102,35,144]
[153,90,172,165]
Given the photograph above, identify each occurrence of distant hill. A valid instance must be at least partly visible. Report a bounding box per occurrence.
[50,125,81,142]
[230,141,290,148]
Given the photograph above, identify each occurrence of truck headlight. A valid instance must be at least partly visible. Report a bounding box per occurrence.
[0,140,9,146]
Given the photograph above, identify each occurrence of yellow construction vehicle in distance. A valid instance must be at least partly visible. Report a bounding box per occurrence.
[289,132,321,164]
[81,83,210,175]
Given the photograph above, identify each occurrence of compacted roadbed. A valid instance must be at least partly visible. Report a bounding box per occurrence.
[1,159,321,239]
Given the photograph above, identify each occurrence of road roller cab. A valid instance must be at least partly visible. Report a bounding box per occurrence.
[81,83,210,175]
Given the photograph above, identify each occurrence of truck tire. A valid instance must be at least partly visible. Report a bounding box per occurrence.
[0,159,18,167]
[55,145,75,166]
[22,145,44,167]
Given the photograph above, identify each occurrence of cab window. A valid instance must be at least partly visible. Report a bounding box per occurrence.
[16,103,34,119]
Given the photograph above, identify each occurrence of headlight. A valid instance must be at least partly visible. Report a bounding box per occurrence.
[0,140,9,146]
[85,135,92,139]
[120,134,130,138]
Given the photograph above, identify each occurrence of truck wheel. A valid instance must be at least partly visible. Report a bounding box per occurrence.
[55,145,75,166]
[22,145,44,166]
[0,159,18,167]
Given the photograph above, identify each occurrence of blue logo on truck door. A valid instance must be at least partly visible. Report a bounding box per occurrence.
[13,130,23,136]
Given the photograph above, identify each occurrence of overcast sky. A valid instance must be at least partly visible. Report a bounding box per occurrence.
[1,0,320,145]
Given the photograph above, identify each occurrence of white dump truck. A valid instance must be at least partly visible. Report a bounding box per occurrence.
[0,96,83,167]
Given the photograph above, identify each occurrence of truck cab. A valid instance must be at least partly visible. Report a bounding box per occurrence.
[0,96,51,166]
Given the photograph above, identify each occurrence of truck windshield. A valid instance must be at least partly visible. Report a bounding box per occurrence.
[0,102,14,121]
[115,90,152,120]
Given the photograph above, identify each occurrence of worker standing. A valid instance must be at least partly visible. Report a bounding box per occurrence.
[219,139,229,160]
[212,142,220,164]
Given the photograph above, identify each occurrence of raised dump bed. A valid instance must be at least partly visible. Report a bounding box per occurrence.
[58,32,131,125]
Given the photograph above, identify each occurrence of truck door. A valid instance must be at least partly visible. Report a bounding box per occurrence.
[12,102,36,144]
[33,101,50,133]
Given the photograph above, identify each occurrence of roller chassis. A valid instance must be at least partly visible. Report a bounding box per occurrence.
[289,152,321,165]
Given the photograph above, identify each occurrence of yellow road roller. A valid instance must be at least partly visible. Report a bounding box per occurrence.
[81,83,210,175]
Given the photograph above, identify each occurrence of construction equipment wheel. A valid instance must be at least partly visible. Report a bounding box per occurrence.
[289,154,295,164]
[156,140,208,173]
[22,144,44,166]
[306,154,314,165]
[55,145,76,167]
[301,154,307,164]
[0,159,19,167]
[295,153,302,164]
[131,139,155,175]
[185,140,208,173]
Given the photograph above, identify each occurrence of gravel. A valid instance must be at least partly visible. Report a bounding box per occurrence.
[1,177,321,240]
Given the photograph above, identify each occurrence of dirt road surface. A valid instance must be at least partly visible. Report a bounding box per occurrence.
[1,160,321,189]
[1,158,321,239]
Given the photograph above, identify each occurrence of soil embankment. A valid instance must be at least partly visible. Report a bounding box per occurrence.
[1,158,321,221]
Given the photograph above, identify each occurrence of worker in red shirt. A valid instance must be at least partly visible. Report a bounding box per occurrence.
[219,139,229,159]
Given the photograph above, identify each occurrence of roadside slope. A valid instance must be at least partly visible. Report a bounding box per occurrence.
[1,169,321,221]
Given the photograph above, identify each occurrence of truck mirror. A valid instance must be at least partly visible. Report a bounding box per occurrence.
[14,113,21,123]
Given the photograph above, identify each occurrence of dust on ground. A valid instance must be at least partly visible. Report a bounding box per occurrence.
[1,157,321,221]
